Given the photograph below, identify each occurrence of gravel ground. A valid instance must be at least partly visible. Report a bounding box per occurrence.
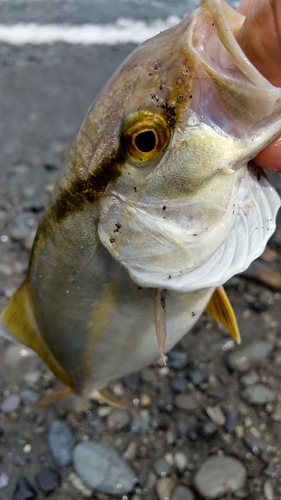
[0,42,281,500]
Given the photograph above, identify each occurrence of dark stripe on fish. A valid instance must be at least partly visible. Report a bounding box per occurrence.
[51,147,123,223]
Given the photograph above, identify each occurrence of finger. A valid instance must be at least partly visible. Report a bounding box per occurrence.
[236,0,256,15]
[253,136,281,172]
[236,0,281,86]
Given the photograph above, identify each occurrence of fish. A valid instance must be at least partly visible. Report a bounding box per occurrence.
[1,0,280,401]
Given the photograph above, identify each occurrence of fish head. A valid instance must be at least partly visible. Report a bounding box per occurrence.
[94,0,281,292]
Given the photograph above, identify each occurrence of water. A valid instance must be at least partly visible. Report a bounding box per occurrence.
[0,0,241,45]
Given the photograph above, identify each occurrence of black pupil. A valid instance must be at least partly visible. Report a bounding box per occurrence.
[135,130,156,153]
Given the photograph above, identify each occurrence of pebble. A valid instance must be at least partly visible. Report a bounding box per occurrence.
[171,485,194,500]
[23,370,41,387]
[174,452,187,472]
[166,345,189,370]
[185,364,208,386]
[170,374,187,393]
[35,466,61,494]
[0,394,21,413]
[13,476,37,500]
[240,370,259,387]
[107,409,130,429]
[244,430,272,457]
[224,411,238,434]
[263,480,274,500]
[47,419,75,468]
[73,441,135,495]
[174,394,199,411]
[156,476,175,500]
[227,341,273,372]
[206,405,226,427]
[123,441,138,461]
[20,389,40,405]
[131,410,151,433]
[0,472,9,489]
[242,384,275,405]
[194,455,247,499]
[154,458,172,477]
[68,472,93,498]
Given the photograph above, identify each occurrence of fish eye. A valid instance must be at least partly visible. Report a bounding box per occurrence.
[134,130,156,153]
[121,111,170,164]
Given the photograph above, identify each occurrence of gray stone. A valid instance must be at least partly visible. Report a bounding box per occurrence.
[107,409,130,430]
[240,370,259,387]
[194,455,247,499]
[171,485,194,500]
[167,345,189,370]
[185,364,208,386]
[174,394,199,411]
[0,472,9,490]
[154,458,172,477]
[47,419,75,468]
[20,389,40,405]
[0,394,21,413]
[174,452,187,472]
[263,480,274,500]
[206,406,226,427]
[244,430,272,457]
[227,341,273,372]
[131,410,151,433]
[73,441,135,495]
[242,384,275,405]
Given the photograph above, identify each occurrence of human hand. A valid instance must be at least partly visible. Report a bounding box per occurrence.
[237,0,281,172]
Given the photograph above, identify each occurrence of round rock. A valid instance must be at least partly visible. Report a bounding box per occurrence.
[1,394,21,414]
[73,441,135,495]
[171,485,194,500]
[35,466,61,494]
[227,341,273,372]
[194,455,247,499]
[47,419,75,467]
[242,384,275,405]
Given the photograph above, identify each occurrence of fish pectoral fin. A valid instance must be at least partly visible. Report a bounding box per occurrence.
[154,288,167,365]
[90,389,127,409]
[205,286,240,343]
[0,280,74,389]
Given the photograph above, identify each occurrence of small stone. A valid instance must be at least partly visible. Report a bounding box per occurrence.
[185,364,208,386]
[171,485,194,500]
[224,411,238,434]
[174,452,187,472]
[174,394,199,411]
[167,345,189,370]
[1,394,21,413]
[35,467,61,494]
[73,441,135,495]
[170,374,187,393]
[13,476,37,500]
[154,458,172,477]
[20,389,40,405]
[141,367,158,384]
[47,419,75,468]
[23,371,41,387]
[68,472,93,498]
[194,455,247,499]
[242,384,275,405]
[272,404,281,421]
[140,394,152,407]
[123,442,138,461]
[131,410,151,433]
[165,429,176,445]
[206,406,226,426]
[107,409,130,430]
[227,341,273,372]
[240,370,259,387]
[0,472,9,489]
[263,480,274,500]
[244,430,272,457]
[156,477,175,500]
[122,372,140,390]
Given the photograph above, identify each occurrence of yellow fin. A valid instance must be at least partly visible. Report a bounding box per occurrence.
[0,281,74,389]
[90,389,127,409]
[205,286,240,343]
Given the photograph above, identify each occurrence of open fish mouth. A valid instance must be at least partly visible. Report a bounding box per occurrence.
[99,0,281,293]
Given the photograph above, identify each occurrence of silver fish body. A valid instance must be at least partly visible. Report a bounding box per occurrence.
[1,0,280,398]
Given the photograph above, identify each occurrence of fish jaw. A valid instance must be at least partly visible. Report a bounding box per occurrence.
[98,0,281,293]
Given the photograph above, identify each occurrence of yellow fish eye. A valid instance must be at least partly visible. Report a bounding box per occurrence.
[121,111,170,164]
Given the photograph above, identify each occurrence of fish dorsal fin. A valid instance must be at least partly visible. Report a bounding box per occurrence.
[205,286,240,343]
[0,281,74,388]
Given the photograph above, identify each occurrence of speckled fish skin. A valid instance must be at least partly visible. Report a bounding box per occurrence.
[1,0,281,397]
